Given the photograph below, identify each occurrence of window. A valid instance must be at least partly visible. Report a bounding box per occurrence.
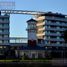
[50,36,57,38]
[38,39,42,44]
[4,41,9,43]
[1,18,4,21]
[57,42,60,44]
[57,32,60,34]
[0,24,2,27]
[60,36,63,39]
[50,26,56,28]
[50,31,56,33]
[51,20,56,23]
[32,53,35,58]
[0,30,2,33]
[3,24,9,27]
[57,21,60,24]
[0,46,3,48]
[0,35,2,38]
[57,37,60,39]
[28,24,36,29]
[4,18,9,21]
[50,41,56,44]
[60,42,63,44]
[4,35,9,38]
[0,40,2,43]
[3,30,9,32]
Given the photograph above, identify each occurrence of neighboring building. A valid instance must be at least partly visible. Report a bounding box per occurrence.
[0,12,10,58]
[16,18,46,59]
[27,19,37,47]
[36,12,67,47]
[0,12,10,44]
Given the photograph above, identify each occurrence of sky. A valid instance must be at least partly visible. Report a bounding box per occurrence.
[0,0,67,37]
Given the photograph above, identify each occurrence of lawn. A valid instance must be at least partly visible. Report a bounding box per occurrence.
[0,59,51,62]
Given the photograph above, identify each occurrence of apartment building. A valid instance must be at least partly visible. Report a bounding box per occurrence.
[0,12,9,44]
[36,12,67,47]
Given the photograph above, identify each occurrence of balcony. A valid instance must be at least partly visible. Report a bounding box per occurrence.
[45,33,62,36]
[44,44,65,47]
[45,38,64,41]
[0,37,9,40]
[0,31,9,34]
[10,37,28,43]
[0,26,9,29]
[45,22,67,27]
[45,27,65,31]
[45,16,67,22]
[0,20,9,23]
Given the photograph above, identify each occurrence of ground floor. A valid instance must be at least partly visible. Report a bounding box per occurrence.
[0,45,67,59]
[15,50,67,59]
[15,50,47,59]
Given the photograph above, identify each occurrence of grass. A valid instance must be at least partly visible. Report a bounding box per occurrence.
[0,59,51,63]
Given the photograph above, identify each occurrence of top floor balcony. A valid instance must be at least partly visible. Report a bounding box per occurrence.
[45,16,67,22]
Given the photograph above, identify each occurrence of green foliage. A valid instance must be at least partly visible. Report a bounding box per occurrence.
[63,30,67,43]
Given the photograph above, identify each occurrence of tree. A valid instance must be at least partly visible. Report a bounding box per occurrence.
[63,30,67,43]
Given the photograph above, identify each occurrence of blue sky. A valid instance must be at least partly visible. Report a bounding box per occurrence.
[6,0,67,37]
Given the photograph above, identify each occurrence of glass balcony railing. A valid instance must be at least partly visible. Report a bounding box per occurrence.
[10,37,28,43]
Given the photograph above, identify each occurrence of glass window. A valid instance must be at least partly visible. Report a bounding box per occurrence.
[50,36,57,38]
[3,30,9,32]
[3,24,9,27]
[50,31,56,33]
[4,35,9,38]
[28,24,36,29]
[0,35,2,38]
[0,30,2,33]
[0,40,2,43]
[57,37,60,39]
[0,24,2,27]
[1,18,4,21]
[57,42,60,44]
[4,41,9,43]
[0,46,3,48]
[50,41,56,44]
